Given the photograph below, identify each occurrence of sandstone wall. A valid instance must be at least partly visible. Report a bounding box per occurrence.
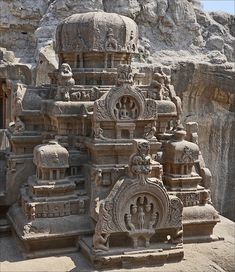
[171,62,235,221]
[0,0,234,220]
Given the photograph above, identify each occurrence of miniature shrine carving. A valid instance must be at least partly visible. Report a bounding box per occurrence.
[3,11,219,269]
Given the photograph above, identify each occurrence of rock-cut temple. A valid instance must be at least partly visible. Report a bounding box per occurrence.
[1,12,220,269]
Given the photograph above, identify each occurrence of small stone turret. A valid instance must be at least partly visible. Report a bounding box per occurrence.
[20,141,87,222]
[33,140,69,180]
[163,126,200,178]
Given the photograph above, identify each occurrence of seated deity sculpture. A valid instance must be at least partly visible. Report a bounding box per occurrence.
[113,95,139,120]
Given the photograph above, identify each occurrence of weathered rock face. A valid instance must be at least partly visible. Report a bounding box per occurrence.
[171,62,235,221]
[0,0,234,221]
[0,0,49,61]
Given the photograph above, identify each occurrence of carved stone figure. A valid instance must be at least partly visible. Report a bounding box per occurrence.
[149,71,170,100]
[138,38,153,63]
[114,95,138,120]
[144,121,157,139]
[125,213,136,231]
[92,168,103,186]
[93,123,105,140]
[93,202,112,251]
[105,28,118,51]
[8,117,25,134]
[117,64,134,86]
[129,140,152,183]
[55,63,75,101]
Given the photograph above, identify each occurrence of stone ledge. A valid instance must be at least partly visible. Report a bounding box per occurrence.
[0,216,234,271]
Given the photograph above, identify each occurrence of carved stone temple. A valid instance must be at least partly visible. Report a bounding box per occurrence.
[2,12,220,268]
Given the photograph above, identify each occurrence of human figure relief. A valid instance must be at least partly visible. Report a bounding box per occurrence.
[144,121,157,140]
[55,63,75,101]
[93,203,111,251]
[127,31,136,52]
[149,212,159,229]
[130,140,152,183]
[149,70,170,100]
[115,96,138,120]
[105,28,118,51]
[138,207,145,229]
[125,214,136,231]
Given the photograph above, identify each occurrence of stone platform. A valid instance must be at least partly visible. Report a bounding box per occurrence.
[79,237,183,269]
[0,216,234,272]
[7,204,93,258]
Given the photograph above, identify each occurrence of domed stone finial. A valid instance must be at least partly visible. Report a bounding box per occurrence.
[56,12,138,54]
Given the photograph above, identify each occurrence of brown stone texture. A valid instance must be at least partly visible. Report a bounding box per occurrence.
[171,62,235,221]
[0,0,234,221]
[0,216,234,272]
[0,0,234,270]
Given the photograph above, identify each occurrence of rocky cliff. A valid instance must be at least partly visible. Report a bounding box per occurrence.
[0,0,234,220]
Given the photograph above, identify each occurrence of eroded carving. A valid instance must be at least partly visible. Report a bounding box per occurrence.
[105,28,118,51]
[93,202,113,251]
[92,139,183,253]
[8,117,25,134]
[144,121,157,139]
[129,140,152,183]
[114,95,139,120]
[55,63,75,101]
[117,64,134,86]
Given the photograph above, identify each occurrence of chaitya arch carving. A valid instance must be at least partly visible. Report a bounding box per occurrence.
[93,65,158,122]
[92,139,183,251]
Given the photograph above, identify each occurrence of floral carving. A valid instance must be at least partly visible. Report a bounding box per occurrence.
[168,196,183,228]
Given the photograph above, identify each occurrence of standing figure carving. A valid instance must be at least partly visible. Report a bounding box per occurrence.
[129,140,152,184]
[55,63,75,101]
[105,28,118,51]
[93,202,112,251]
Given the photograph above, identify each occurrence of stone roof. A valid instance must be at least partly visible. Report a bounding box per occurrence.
[33,141,69,169]
[163,137,199,164]
[56,12,138,54]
